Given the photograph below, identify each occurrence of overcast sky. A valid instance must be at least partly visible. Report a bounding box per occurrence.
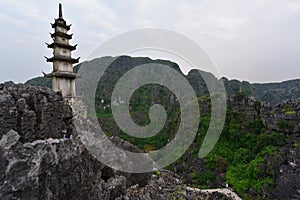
[1,0,300,83]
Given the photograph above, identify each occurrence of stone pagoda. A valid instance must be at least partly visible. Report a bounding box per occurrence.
[45,3,80,98]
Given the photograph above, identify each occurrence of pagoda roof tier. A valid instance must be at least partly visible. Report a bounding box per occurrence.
[43,71,80,79]
[46,42,77,51]
[50,32,73,39]
[51,18,71,30]
[45,56,80,64]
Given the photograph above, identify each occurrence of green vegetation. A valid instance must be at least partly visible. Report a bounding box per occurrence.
[277,119,294,131]
[25,76,52,88]
[24,56,295,198]
[25,56,300,106]
[282,104,296,115]
[153,170,161,176]
[285,111,296,115]
[202,110,286,197]
[294,139,300,147]
[94,81,287,198]
[188,171,215,187]
[226,146,278,194]
[234,91,247,101]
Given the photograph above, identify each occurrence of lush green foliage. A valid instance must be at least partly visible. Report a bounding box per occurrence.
[188,170,215,187]
[203,113,286,197]
[25,76,52,88]
[24,56,292,198]
[226,146,278,194]
[277,119,295,131]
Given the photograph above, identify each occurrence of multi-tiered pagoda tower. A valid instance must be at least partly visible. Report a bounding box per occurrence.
[45,3,80,98]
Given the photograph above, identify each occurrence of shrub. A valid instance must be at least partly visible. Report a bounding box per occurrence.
[277,120,294,131]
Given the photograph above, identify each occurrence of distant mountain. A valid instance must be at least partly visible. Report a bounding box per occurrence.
[23,56,300,198]
[253,79,300,105]
[25,56,300,105]
[25,76,52,88]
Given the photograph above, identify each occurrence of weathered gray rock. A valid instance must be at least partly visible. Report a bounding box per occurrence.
[0,129,20,150]
[261,99,300,134]
[273,137,300,200]
[4,81,300,199]
[0,82,151,200]
[0,81,73,142]
[0,91,17,140]
[230,97,300,199]
[227,95,259,123]
[0,127,150,200]
[118,170,234,200]
[0,130,104,200]
[104,176,126,199]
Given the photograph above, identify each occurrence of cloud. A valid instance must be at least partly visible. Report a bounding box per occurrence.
[0,0,299,83]
[285,1,300,12]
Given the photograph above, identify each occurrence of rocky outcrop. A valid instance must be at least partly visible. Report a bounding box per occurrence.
[227,94,259,122]
[118,170,234,200]
[261,99,300,134]
[0,82,151,200]
[0,81,73,142]
[0,129,153,200]
[260,98,300,199]
[3,80,300,199]
[0,130,104,200]
[272,135,300,200]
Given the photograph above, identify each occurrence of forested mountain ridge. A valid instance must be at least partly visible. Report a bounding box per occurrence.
[24,56,300,199]
[26,56,300,106]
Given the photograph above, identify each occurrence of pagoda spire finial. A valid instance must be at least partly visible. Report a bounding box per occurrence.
[59,3,63,18]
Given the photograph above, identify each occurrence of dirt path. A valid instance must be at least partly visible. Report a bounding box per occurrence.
[186,187,242,200]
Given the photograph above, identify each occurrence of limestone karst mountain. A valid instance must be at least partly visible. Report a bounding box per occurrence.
[26,56,300,106]
[10,56,300,199]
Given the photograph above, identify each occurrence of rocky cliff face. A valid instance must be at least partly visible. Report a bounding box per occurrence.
[261,99,300,134]
[260,98,300,199]
[0,129,152,200]
[0,82,150,200]
[118,170,234,200]
[0,82,236,200]
[273,142,300,200]
[2,81,300,199]
[227,94,260,133]
[0,81,73,142]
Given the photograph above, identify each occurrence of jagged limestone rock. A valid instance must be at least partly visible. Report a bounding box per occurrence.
[0,82,151,200]
[272,140,300,199]
[0,130,20,150]
[261,99,300,134]
[0,81,73,142]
